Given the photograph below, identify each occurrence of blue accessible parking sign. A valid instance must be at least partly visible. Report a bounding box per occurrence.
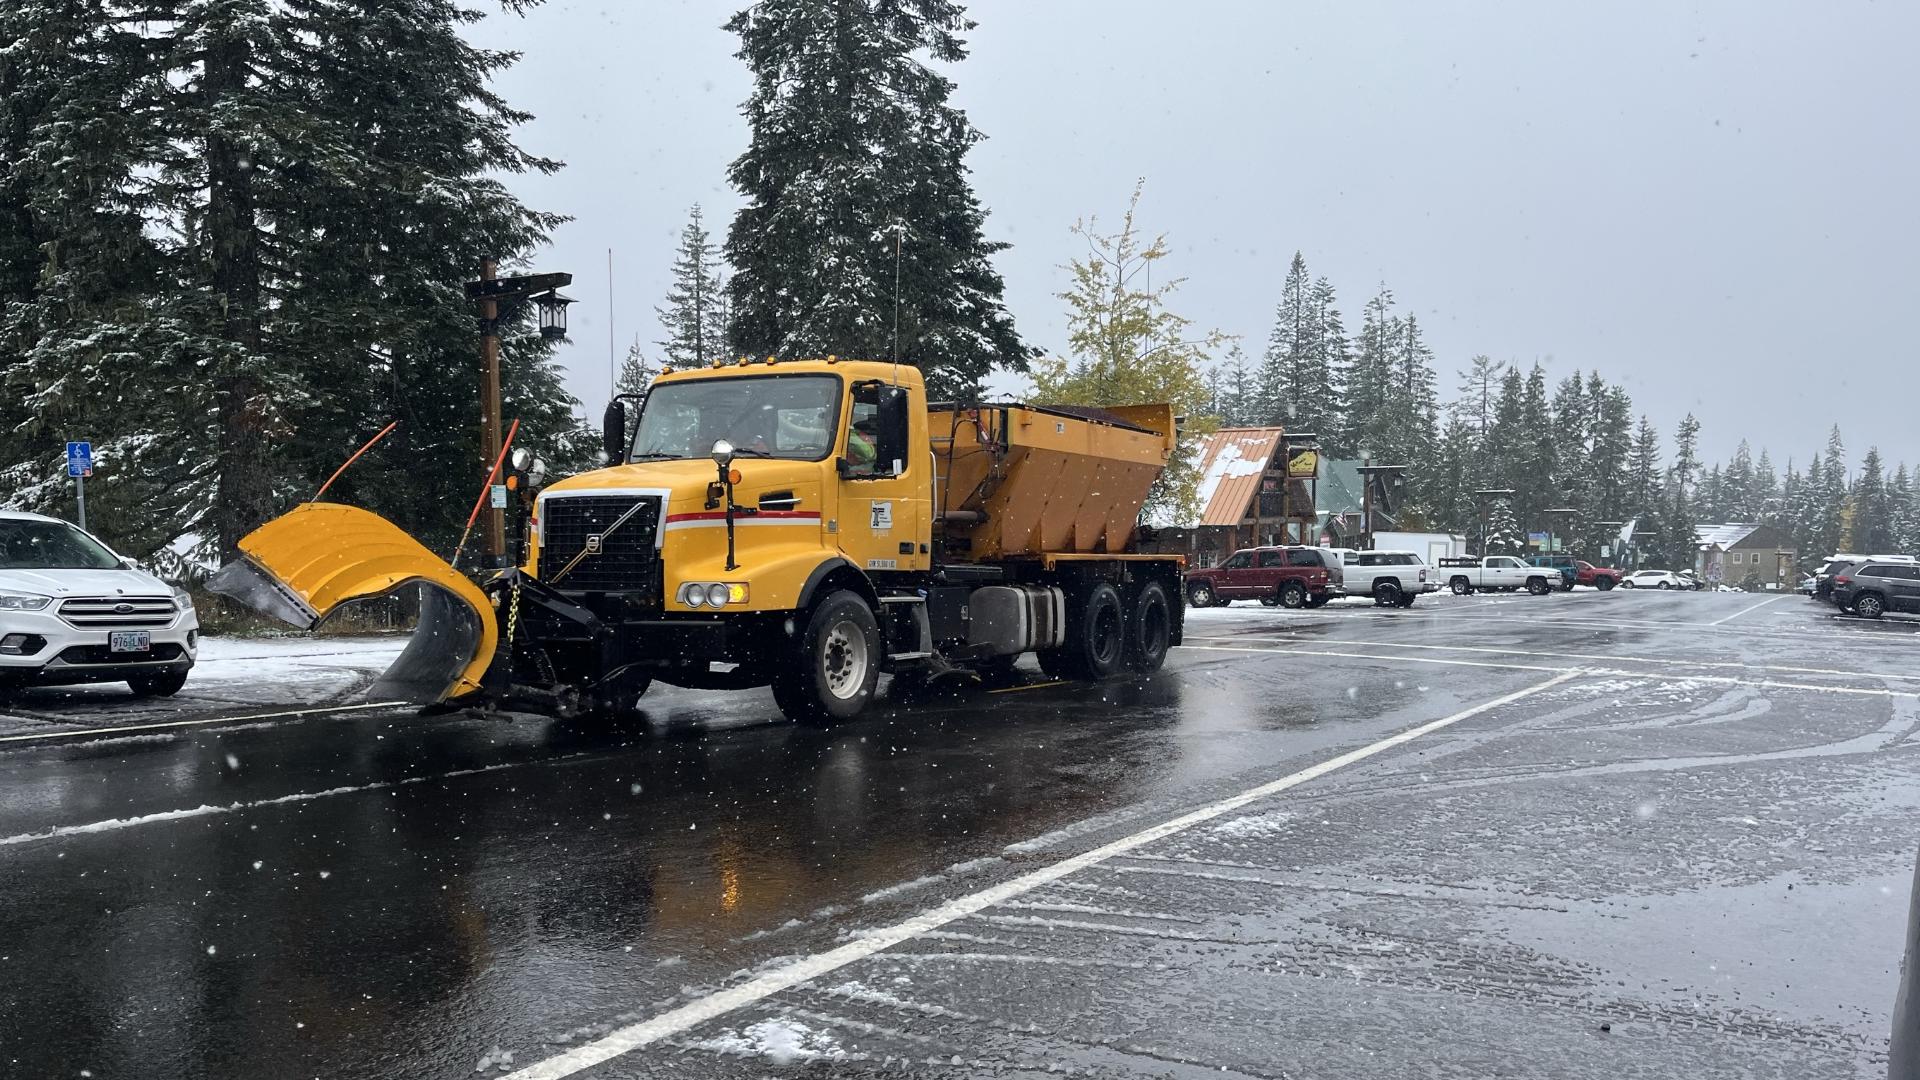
[66,441,92,478]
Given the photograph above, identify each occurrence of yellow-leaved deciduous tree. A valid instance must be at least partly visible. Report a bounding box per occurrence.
[1029,181,1230,526]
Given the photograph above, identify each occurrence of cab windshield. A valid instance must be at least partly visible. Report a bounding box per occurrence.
[0,519,121,570]
[627,374,840,463]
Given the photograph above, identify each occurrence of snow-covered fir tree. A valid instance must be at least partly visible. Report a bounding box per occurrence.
[723,0,1027,399]
[656,205,730,369]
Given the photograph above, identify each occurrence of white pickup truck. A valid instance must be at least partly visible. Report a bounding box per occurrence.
[1437,555,1559,596]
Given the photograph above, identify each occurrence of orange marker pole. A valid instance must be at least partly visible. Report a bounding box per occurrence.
[312,421,399,502]
[451,417,520,570]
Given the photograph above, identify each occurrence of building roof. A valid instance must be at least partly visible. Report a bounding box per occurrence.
[1191,428,1285,527]
[1695,523,1764,548]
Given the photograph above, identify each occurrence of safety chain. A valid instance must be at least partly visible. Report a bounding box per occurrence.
[503,577,523,663]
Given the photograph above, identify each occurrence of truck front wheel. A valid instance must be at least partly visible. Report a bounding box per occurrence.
[1127,581,1172,672]
[1039,582,1126,681]
[771,590,880,724]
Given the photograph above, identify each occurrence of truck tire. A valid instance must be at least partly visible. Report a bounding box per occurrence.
[127,668,189,697]
[1450,576,1473,596]
[1039,582,1126,681]
[1596,576,1615,592]
[1526,576,1552,596]
[1277,580,1308,609]
[1127,582,1172,672]
[771,590,880,724]
[1372,580,1402,606]
[1185,580,1216,608]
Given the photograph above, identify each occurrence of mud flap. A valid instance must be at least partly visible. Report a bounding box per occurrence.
[206,503,499,704]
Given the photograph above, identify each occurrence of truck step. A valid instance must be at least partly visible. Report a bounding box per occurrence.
[878,595,925,605]
[887,651,933,661]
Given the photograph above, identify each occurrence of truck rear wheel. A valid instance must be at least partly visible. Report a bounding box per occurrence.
[1127,581,1172,673]
[1038,582,1126,681]
[771,590,880,724]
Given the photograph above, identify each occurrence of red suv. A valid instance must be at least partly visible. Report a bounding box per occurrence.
[1574,560,1623,590]
[1184,546,1343,609]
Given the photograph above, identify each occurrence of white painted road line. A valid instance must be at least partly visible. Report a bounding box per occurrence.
[1184,635,1920,684]
[1710,594,1790,625]
[0,701,407,746]
[499,671,1582,1080]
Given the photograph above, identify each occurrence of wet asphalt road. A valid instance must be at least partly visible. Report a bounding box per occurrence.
[2,589,1916,1078]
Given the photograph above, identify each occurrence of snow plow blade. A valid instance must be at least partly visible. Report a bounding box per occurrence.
[205,503,499,704]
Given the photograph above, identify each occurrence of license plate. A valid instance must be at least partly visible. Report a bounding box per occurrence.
[109,631,151,654]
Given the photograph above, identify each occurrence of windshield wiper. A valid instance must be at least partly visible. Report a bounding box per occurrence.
[730,446,775,458]
[628,451,684,462]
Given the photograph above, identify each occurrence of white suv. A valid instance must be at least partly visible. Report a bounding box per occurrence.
[0,511,199,696]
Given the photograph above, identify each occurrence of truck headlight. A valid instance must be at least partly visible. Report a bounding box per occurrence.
[676,582,749,608]
[705,583,729,607]
[683,586,706,607]
[0,592,51,611]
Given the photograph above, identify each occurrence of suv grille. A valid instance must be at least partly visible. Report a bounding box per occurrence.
[539,495,663,594]
[59,596,177,629]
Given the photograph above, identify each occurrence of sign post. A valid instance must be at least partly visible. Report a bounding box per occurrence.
[65,441,92,532]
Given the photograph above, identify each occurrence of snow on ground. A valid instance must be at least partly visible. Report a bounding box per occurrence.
[687,1018,846,1064]
[188,635,406,692]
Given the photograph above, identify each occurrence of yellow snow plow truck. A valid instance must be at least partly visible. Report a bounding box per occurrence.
[208,357,1185,723]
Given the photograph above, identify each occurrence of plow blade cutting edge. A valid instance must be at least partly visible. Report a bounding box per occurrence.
[205,503,500,705]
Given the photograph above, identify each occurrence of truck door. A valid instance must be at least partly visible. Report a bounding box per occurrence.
[1214,550,1253,598]
[836,380,929,574]
[1254,548,1287,596]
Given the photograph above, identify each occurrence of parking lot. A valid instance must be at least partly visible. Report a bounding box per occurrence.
[0,586,1912,1078]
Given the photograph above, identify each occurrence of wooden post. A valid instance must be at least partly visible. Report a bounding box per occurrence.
[480,259,504,561]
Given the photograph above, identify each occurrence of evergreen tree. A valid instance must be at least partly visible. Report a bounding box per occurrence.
[1453,355,1506,440]
[1340,284,1396,458]
[1027,185,1227,524]
[615,339,654,398]
[1511,363,1555,530]
[1627,416,1662,518]
[1308,275,1348,452]
[1891,464,1917,554]
[1429,413,1476,533]
[1698,464,1726,523]
[1752,449,1779,522]
[1672,413,1702,496]
[723,0,1027,399]
[1853,447,1895,554]
[1723,440,1755,519]
[656,204,730,369]
[1253,252,1311,424]
[1482,498,1524,555]
[1820,427,1848,552]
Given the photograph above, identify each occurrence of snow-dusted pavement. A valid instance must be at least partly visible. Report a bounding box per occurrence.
[1,589,1915,1078]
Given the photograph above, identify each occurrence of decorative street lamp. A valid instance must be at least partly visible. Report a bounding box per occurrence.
[535,290,573,342]
[464,263,574,563]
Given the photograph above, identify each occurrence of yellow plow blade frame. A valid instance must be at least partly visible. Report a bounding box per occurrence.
[205,503,499,704]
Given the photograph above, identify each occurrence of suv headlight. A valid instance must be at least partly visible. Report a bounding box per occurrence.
[0,592,52,611]
[172,584,195,612]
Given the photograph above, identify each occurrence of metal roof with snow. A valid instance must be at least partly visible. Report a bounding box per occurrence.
[1695,523,1764,548]
[1191,428,1285,527]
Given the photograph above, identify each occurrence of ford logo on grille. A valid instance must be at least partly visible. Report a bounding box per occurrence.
[113,603,135,614]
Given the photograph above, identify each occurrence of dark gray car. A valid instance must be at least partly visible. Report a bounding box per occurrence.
[1830,561,1920,618]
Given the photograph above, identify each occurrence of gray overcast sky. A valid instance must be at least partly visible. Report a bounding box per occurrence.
[472,1,1919,473]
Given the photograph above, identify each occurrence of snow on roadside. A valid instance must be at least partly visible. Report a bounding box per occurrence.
[687,1018,846,1064]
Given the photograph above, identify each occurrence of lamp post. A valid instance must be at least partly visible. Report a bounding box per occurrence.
[465,264,573,564]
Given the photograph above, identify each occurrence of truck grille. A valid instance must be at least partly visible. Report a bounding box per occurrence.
[59,596,178,629]
[539,495,663,594]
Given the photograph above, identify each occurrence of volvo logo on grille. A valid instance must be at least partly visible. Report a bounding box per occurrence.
[113,603,135,614]
[584,534,603,555]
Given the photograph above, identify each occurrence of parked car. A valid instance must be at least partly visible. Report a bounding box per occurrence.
[1573,560,1623,591]
[1622,569,1687,589]
[1813,554,1915,603]
[1329,549,1437,608]
[1437,556,1559,596]
[1798,574,1818,595]
[1184,546,1342,609]
[0,511,198,696]
[1830,561,1920,619]
[1524,554,1579,590]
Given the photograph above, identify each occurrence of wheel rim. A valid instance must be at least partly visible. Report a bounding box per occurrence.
[1860,597,1883,617]
[1451,580,1468,595]
[1282,584,1305,608]
[1190,584,1211,606]
[820,618,869,700]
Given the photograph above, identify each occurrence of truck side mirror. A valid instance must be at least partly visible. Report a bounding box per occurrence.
[876,386,910,475]
[601,399,626,464]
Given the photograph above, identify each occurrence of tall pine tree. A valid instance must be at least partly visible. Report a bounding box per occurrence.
[723,0,1027,399]
[656,204,730,369]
